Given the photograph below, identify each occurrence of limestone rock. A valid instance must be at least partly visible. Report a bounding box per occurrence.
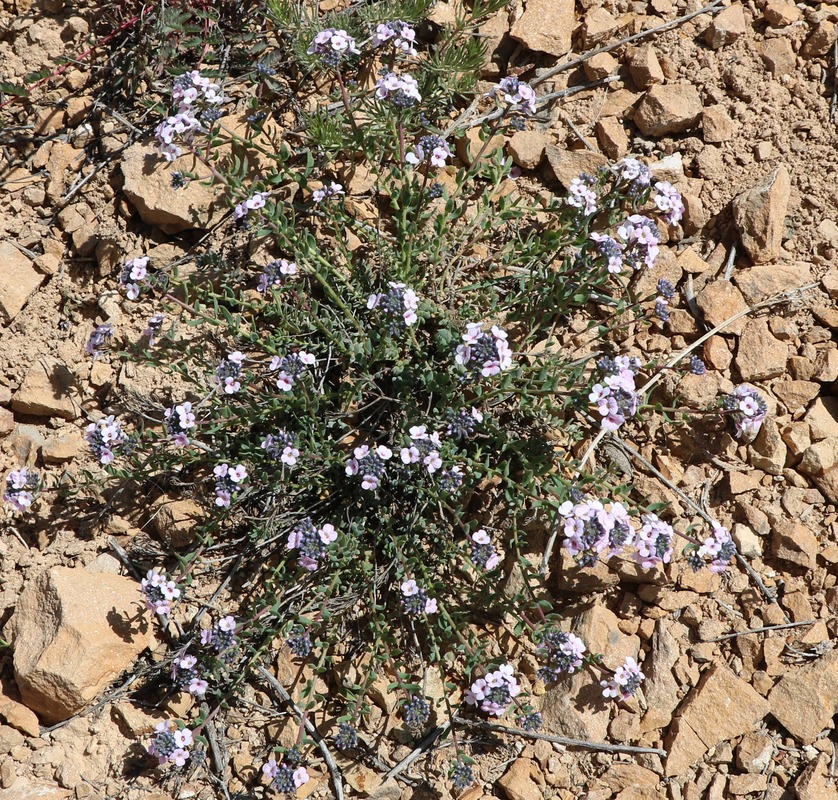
[734,262,812,305]
[794,752,834,800]
[0,680,39,737]
[771,520,818,569]
[596,118,629,159]
[664,664,769,777]
[751,418,788,476]
[545,146,608,190]
[799,439,838,476]
[705,4,747,49]
[41,431,82,464]
[773,381,820,415]
[0,780,72,799]
[510,0,575,57]
[8,567,151,724]
[150,495,203,547]
[702,106,734,143]
[768,650,838,743]
[628,45,664,89]
[804,397,838,441]
[735,320,788,382]
[498,759,542,800]
[762,38,796,76]
[731,524,762,559]
[507,130,549,170]
[802,21,837,58]
[0,244,44,322]
[764,2,800,26]
[732,165,791,265]
[735,733,774,773]
[582,7,619,48]
[695,281,748,335]
[121,143,222,234]
[583,52,618,81]
[634,84,703,137]
[11,358,80,420]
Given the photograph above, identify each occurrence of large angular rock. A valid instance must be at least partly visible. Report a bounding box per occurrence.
[510,0,575,57]
[735,319,788,382]
[0,243,44,322]
[634,85,703,137]
[705,3,747,49]
[11,358,80,420]
[665,664,769,777]
[150,495,203,547]
[732,165,790,264]
[768,650,838,744]
[695,281,749,335]
[545,146,608,189]
[121,143,222,234]
[498,759,542,800]
[733,262,812,305]
[7,567,151,724]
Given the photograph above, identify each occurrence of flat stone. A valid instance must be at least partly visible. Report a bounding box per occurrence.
[702,106,735,143]
[804,397,838,441]
[762,37,796,76]
[764,1,800,26]
[794,752,834,800]
[634,84,703,137]
[695,281,748,335]
[121,142,222,234]
[41,431,82,464]
[8,567,152,724]
[0,780,73,800]
[802,21,837,58]
[596,118,629,160]
[627,45,664,89]
[799,439,838,476]
[665,664,769,777]
[0,243,44,322]
[733,262,812,305]
[498,759,542,800]
[545,146,609,189]
[507,130,550,170]
[735,319,788,382]
[582,7,619,48]
[769,650,838,743]
[705,4,747,49]
[772,381,820,415]
[0,680,39,737]
[583,52,619,81]
[771,520,819,569]
[732,165,791,265]
[510,0,575,57]
[11,358,80,420]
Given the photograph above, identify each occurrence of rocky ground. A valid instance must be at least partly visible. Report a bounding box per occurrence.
[1,0,838,799]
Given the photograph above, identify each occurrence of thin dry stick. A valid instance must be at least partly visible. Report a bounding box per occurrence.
[541,281,819,573]
[531,0,727,87]
[704,620,817,643]
[255,667,344,800]
[384,721,450,780]
[453,717,667,757]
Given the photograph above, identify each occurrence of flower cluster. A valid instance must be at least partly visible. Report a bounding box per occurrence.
[559,496,636,567]
[367,282,419,331]
[455,323,512,378]
[614,157,652,194]
[311,181,344,203]
[154,70,224,161]
[119,256,149,300]
[653,181,684,226]
[143,313,165,346]
[405,135,451,168]
[233,190,270,223]
[399,425,442,473]
[262,759,310,795]
[469,529,500,570]
[85,415,128,465]
[164,401,197,446]
[402,695,431,728]
[567,174,598,216]
[535,629,587,682]
[588,355,642,431]
[655,278,676,323]
[617,214,661,271]
[149,720,194,767]
[689,355,706,376]
[270,351,316,392]
[516,711,543,731]
[600,656,645,701]
[487,76,537,116]
[334,722,358,750]
[85,323,113,358]
[635,513,674,569]
[172,654,208,697]
[451,759,475,789]
[590,232,624,274]
[722,385,768,438]
[258,259,297,292]
[445,407,483,439]
[200,615,238,656]
[346,444,393,490]
[3,468,38,513]
[307,28,359,65]
[692,523,737,573]
[375,71,421,106]
[464,663,520,716]
[216,351,245,394]
[287,517,338,570]
[261,431,300,466]
[400,579,437,616]
[213,463,247,507]
[287,625,312,657]
[141,569,181,615]
[373,20,417,54]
